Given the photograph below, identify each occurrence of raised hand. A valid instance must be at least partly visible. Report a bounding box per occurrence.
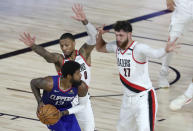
[96,24,109,35]
[19,32,36,47]
[71,4,86,22]
[166,0,175,11]
[165,37,180,53]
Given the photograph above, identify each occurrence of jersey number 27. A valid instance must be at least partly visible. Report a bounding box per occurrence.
[124,68,130,77]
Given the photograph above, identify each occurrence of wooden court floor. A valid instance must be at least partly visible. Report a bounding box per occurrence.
[0,0,192,131]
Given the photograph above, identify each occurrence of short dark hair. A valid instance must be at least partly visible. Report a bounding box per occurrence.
[113,20,132,32]
[60,33,75,41]
[61,61,80,78]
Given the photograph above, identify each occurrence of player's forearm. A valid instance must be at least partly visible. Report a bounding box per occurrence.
[30,79,42,104]
[31,44,57,63]
[144,48,166,59]
[96,32,106,52]
[85,22,97,46]
[67,95,88,115]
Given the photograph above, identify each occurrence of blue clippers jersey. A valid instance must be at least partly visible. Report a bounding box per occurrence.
[41,76,78,110]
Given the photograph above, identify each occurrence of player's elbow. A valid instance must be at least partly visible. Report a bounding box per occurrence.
[95,44,100,51]
[95,44,103,52]
[45,58,56,63]
[30,79,37,89]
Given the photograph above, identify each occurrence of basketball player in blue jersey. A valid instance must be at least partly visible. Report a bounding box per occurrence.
[95,21,179,131]
[20,4,96,131]
[31,61,88,131]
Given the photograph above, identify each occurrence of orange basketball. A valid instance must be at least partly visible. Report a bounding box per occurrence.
[37,104,60,125]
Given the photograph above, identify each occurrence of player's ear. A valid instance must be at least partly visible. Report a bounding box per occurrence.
[128,32,132,38]
[72,41,76,48]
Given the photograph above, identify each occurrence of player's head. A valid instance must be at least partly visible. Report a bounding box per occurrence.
[61,61,82,86]
[113,20,132,49]
[59,33,76,57]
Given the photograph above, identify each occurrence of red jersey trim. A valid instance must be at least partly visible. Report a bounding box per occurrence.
[58,50,79,75]
[120,41,135,55]
[132,45,146,64]
[120,73,146,92]
[148,90,156,131]
[57,77,73,93]
[78,51,91,67]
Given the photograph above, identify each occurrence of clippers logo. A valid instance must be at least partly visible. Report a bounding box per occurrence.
[68,90,74,94]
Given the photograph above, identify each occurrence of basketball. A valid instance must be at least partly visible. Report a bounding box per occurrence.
[37,104,60,125]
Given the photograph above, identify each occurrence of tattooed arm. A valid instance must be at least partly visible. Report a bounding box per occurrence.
[30,76,53,104]
[71,4,97,65]
[19,32,63,65]
[30,76,53,114]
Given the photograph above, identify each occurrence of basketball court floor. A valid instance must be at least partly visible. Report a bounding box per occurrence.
[0,0,192,131]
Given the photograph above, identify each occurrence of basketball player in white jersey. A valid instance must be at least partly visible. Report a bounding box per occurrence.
[19,4,96,131]
[96,21,178,131]
[159,0,193,110]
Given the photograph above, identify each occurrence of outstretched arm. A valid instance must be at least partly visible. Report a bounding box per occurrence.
[19,32,63,64]
[71,4,97,63]
[134,38,180,62]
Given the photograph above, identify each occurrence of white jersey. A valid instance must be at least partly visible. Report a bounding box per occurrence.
[107,41,154,95]
[58,50,91,86]
[106,41,164,131]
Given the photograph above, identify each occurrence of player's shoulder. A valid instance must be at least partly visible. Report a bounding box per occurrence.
[39,76,54,92]
[53,53,64,65]
[78,81,88,89]
[134,42,149,50]
[77,81,88,96]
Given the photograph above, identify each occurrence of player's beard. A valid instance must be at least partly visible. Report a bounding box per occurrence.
[71,79,82,87]
[117,38,129,49]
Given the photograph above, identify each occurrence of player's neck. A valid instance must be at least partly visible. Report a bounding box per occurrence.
[60,78,72,90]
[64,50,76,60]
[127,39,133,48]
[121,39,133,50]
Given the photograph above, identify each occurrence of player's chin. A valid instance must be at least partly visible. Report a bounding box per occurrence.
[63,51,70,56]
[117,43,122,47]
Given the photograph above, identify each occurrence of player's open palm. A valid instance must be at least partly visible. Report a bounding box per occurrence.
[71,4,86,22]
[165,37,180,53]
[19,32,36,47]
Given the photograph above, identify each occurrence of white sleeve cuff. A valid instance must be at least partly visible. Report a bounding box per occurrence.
[85,23,97,45]
[86,23,97,36]
[68,94,89,115]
